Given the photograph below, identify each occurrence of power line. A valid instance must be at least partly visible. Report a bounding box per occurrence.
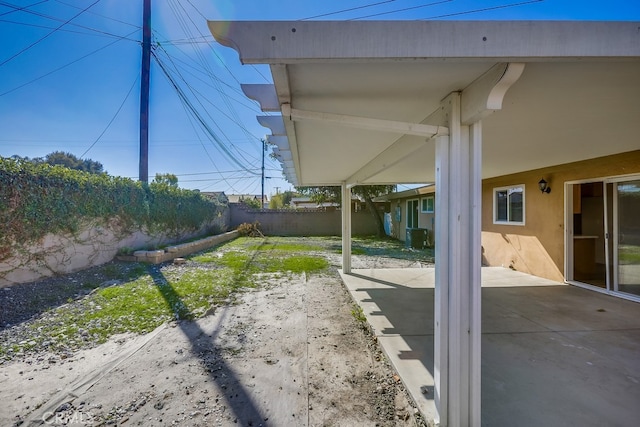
[0,0,48,17]
[0,5,140,41]
[153,40,263,166]
[153,46,247,150]
[53,0,140,30]
[0,0,101,67]
[165,0,270,170]
[250,65,272,84]
[152,1,274,172]
[0,138,265,145]
[173,169,280,177]
[155,35,212,45]
[151,49,260,176]
[80,74,139,158]
[166,0,250,136]
[301,0,398,20]
[174,0,245,86]
[0,28,139,97]
[154,49,265,113]
[0,1,281,194]
[176,87,245,192]
[0,17,138,40]
[420,0,544,19]
[176,176,268,184]
[351,0,452,20]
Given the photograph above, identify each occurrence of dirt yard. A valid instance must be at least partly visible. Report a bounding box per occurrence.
[1,238,431,426]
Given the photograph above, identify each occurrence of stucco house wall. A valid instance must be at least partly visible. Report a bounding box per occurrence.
[481,150,640,282]
[383,187,436,242]
[379,150,640,282]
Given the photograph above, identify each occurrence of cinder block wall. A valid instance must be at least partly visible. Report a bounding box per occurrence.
[229,205,379,236]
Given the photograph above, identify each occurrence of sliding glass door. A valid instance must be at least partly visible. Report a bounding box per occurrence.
[567,177,640,301]
[615,179,640,297]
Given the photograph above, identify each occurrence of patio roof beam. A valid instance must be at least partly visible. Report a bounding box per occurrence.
[280,104,449,138]
[265,135,288,150]
[257,116,286,135]
[345,138,431,188]
[241,84,279,112]
[272,147,292,161]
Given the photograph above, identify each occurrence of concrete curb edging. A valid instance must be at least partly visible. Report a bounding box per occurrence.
[118,231,239,264]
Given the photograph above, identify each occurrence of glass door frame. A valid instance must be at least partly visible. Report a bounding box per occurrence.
[564,179,608,292]
[607,174,640,301]
[565,174,640,303]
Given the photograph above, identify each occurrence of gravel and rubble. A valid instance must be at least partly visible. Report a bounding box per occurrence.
[1,241,431,426]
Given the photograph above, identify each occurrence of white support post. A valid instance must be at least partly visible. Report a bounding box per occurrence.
[434,93,482,427]
[434,133,450,427]
[341,183,352,274]
[469,121,482,427]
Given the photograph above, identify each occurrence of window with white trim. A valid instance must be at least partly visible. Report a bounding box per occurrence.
[493,185,525,225]
[421,196,434,213]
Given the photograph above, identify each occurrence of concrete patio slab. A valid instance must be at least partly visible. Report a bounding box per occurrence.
[340,266,640,427]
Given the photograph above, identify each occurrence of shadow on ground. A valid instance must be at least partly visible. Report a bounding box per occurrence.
[147,265,267,426]
[0,262,148,330]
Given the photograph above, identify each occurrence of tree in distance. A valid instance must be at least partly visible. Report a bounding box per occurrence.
[152,173,179,187]
[269,190,299,209]
[9,151,105,174]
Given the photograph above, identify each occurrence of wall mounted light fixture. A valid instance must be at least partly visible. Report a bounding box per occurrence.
[538,178,551,194]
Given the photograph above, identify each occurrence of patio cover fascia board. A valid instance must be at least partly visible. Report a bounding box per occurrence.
[209,21,640,64]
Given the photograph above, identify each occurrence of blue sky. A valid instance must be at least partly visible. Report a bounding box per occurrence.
[1,0,638,196]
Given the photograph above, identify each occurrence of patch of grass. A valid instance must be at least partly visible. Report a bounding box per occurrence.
[351,304,367,324]
[1,235,429,360]
[1,237,336,358]
[264,255,329,274]
[192,238,327,272]
[190,252,222,263]
[10,268,243,352]
[246,242,323,252]
[217,251,254,270]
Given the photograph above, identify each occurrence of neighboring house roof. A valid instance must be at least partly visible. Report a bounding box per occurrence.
[200,191,228,203]
[290,197,339,209]
[375,185,436,202]
[226,194,269,204]
[210,20,640,187]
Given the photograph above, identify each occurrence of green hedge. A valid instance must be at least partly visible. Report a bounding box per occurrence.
[0,158,224,260]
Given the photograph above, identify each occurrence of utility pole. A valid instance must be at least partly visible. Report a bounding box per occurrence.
[139,0,151,182]
[261,139,265,207]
